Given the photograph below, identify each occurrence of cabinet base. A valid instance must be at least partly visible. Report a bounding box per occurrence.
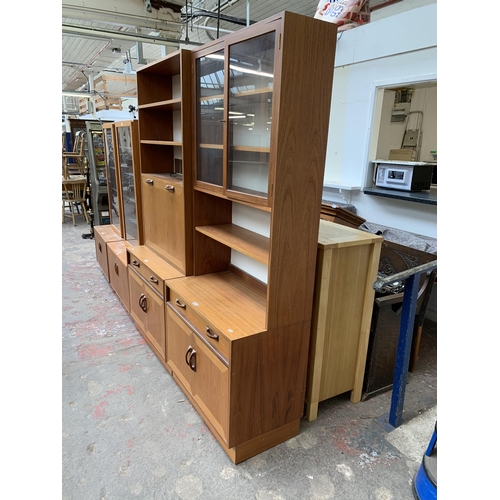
[171,370,300,464]
[131,319,172,376]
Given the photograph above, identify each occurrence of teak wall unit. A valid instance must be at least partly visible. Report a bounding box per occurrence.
[127,49,194,369]
[136,49,193,276]
[166,12,338,463]
[304,220,383,422]
[95,120,142,313]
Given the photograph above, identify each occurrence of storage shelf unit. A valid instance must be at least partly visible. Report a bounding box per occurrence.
[125,49,194,371]
[165,11,338,463]
[305,220,383,422]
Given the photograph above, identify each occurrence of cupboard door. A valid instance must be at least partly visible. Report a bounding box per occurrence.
[116,124,139,242]
[94,231,110,281]
[142,175,185,271]
[166,306,229,444]
[143,284,166,360]
[104,125,122,235]
[129,268,147,334]
[108,243,130,311]
[195,48,225,189]
[226,31,275,205]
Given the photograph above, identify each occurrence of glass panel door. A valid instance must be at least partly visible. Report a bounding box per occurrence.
[196,49,225,187]
[104,126,121,234]
[227,32,275,200]
[116,125,138,242]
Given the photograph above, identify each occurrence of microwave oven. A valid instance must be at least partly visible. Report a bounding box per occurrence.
[373,161,434,192]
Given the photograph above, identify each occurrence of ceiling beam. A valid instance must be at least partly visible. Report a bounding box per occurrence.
[62,23,203,47]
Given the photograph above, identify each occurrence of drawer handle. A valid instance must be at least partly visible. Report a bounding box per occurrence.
[165,185,175,193]
[98,242,102,253]
[185,346,196,372]
[149,276,158,284]
[145,178,154,185]
[139,294,147,313]
[114,263,119,276]
[175,298,186,309]
[205,326,219,341]
[132,260,140,267]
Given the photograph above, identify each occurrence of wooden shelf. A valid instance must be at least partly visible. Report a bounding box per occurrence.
[199,143,223,149]
[138,98,182,110]
[196,224,270,265]
[166,271,267,338]
[232,145,270,153]
[199,87,273,103]
[140,140,182,147]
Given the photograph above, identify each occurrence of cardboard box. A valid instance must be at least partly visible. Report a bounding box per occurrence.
[388,149,416,161]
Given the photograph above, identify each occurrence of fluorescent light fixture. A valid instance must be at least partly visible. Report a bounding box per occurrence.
[62,91,94,98]
[205,55,274,78]
[206,54,225,61]
[228,115,247,119]
[229,64,273,78]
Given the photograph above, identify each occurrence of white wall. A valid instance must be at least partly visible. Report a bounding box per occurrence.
[322,1,437,239]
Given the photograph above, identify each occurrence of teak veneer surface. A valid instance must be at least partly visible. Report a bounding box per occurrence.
[128,245,184,280]
[317,219,383,249]
[195,224,270,265]
[166,271,267,339]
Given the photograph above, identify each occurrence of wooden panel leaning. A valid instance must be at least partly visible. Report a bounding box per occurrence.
[304,220,383,422]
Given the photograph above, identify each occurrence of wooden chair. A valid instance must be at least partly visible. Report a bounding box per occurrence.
[63,130,86,179]
[62,176,89,225]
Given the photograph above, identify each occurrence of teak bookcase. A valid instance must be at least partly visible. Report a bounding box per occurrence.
[95,120,142,312]
[125,48,194,369]
[165,12,338,463]
[93,11,339,463]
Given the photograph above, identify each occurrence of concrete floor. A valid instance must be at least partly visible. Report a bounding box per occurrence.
[62,219,437,500]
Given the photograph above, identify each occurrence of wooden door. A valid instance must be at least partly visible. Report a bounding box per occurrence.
[143,284,166,360]
[129,268,147,335]
[141,175,186,271]
[166,306,229,444]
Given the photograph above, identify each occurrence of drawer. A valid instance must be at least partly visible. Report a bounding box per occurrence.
[128,252,163,296]
[168,290,230,361]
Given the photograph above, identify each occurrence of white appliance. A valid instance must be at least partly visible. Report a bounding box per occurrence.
[372,160,434,192]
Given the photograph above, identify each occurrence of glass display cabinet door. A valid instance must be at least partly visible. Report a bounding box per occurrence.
[116,125,138,243]
[90,131,106,186]
[226,31,275,205]
[104,126,121,234]
[195,48,225,189]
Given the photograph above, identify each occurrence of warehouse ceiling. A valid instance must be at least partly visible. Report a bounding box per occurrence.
[62,0,399,113]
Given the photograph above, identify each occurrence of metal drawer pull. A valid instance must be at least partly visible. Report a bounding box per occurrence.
[175,298,186,309]
[185,347,197,372]
[132,260,140,267]
[114,263,119,276]
[185,346,193,366]
[139,294,147,312]
[149,276,158,284]
[165,185,175,192]
[145,178,154,185]
[205,326,219,341]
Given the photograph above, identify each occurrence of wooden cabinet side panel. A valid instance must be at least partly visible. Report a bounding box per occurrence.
[266,16,337,330]
[317,245,373,400]
[230,321,310,444]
